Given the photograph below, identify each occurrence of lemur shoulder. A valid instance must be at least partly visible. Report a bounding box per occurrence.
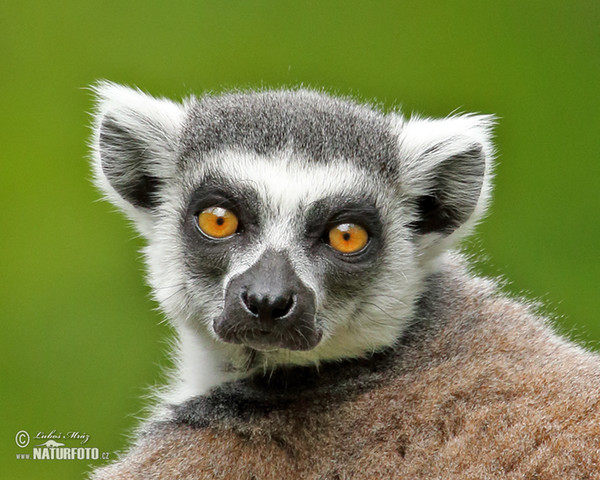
[90,83,600,479]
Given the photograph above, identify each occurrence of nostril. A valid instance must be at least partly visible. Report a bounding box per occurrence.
[241,291,259,316]
[240,290,295,320]
[272,294,295,319]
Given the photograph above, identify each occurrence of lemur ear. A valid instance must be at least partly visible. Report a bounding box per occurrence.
[395,114,495,238]
[91,82,185,215]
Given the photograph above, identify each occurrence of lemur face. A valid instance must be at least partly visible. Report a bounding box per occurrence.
[93,84,493,367]
[164,149,404,355]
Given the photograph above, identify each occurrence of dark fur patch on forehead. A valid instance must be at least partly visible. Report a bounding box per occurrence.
[180,89,399,177]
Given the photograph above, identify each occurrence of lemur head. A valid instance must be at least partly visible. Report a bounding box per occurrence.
[92,83,494,373]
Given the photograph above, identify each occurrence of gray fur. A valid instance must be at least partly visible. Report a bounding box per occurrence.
[91,255,600,479]
[99,115,165,208]
[87,84,600,479]
[180,89,399,177]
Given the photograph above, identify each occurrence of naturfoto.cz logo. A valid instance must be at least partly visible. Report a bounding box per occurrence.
[15,429,111,461]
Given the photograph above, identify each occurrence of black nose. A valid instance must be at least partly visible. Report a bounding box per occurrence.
[241,290,295,322]
[214,249,321,351]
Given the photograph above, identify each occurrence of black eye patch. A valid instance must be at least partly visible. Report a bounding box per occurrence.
[305,196,383,265]
[184,176,261,236]
[305,196,381,238]
[180,176,262,281]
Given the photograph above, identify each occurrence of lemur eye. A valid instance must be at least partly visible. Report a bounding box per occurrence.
[197,207,239,239]
[328,223,369,254]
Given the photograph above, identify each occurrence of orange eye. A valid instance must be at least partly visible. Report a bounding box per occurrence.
[197,207,239,239]
[328,223,369,254]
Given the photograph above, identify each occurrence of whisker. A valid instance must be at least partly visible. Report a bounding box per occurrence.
[362,293,409,307]
[160,286,187,304]
[153,282,188,291]
[360,301,399,323]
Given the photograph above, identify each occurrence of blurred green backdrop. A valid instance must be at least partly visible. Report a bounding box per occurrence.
[1,1,598,478]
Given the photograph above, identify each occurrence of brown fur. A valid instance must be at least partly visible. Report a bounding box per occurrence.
[91,255,600,479]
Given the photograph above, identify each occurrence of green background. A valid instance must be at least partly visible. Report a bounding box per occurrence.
[2,1,598,478]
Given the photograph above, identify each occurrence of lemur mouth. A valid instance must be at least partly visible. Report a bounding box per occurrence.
[213,318,323,352]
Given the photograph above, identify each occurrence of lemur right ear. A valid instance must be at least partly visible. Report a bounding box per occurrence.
[91,82,185,216]
[392,112,495,262]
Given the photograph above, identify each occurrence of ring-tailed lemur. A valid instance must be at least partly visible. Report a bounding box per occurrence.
[90,83,600,479]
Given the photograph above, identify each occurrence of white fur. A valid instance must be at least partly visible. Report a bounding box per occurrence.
[92,85,494,405]
[91,81,186,237]
[392,113,495,271]
[143,150,421,401]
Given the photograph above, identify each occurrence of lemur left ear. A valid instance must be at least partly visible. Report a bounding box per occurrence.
[395,113,495,239]
[91,82,185,224]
